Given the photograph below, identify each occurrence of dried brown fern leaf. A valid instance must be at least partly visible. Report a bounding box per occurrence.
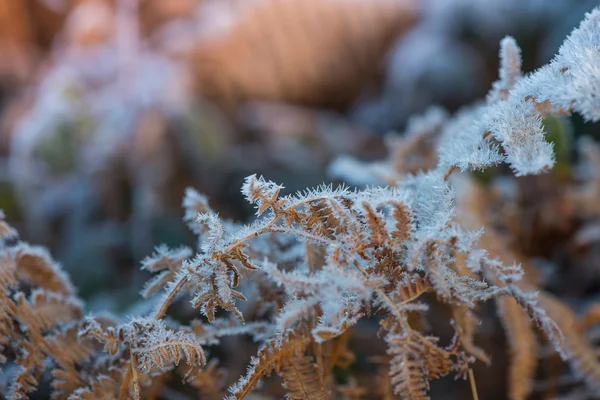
[51,368,85,400]
[427,331,472,382]
[280,355,328,400]
[69,369,123,400]
[496,296,538,400]
[133,319,206,376]
[361,202,390,248]
[396,274,431,305]
[390,201,413,244]
[0,254,18,364]
[242,174,286,216]
[79,316,207,399]
[183,358,227,399]
[140,245,193,298]
[8,340,46,399]
[79,317,122,356]
[6,291,84,398]
[16,290,83,331]
[34,323,94,397]
[48,326,97,400]
[386,329,471,400]
[228,331,311,399]
[0,221,93,398]
[423,336,462,381]
[386,331,429,400]
[326,198,370,260]
[11,243,74,296]
[307,201,337,237]
[301,200,343,240]
[190,261,247,323]
[538,292,600,394]
[376,274,430,335]
[323,330,355,373]
[14,291,80,344]
[110,318,207,400]
[310,329,356,392]
[0,252,17,288]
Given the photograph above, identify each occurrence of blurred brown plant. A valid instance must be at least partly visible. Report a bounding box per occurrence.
[190,0,417,109]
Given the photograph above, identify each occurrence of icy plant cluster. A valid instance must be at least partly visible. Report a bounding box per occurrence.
[2,6,600,400]
[337,8,600,180]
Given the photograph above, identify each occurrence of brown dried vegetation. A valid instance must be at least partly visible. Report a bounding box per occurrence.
[3,3,600,400]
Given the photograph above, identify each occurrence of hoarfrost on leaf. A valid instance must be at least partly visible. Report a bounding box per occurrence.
[485,98,555,176]
[398,171,454,238]
[437,105,504,172]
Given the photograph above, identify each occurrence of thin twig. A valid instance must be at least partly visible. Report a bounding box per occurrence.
[469,368,479,400]
[130,351,140,400]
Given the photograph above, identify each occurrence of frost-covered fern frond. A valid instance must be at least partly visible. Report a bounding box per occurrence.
[134,319,206,375]
[517,8,600,122]
[242,174,287,216]
[182,187,212,235]
[5,7,600,400]
[228,330,311,400]
[398,170,455,238]
[140,245,193,298]
[386,330,471,400]
[437,105,505,173]
[0,216,96,400]
[441,35,555,176]
[484,97,555,176]
[334,8,600,178]
[488,36,523,103]
[139,164,568,398]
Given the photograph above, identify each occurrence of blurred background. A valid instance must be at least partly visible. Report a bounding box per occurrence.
[0,0,599,318]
